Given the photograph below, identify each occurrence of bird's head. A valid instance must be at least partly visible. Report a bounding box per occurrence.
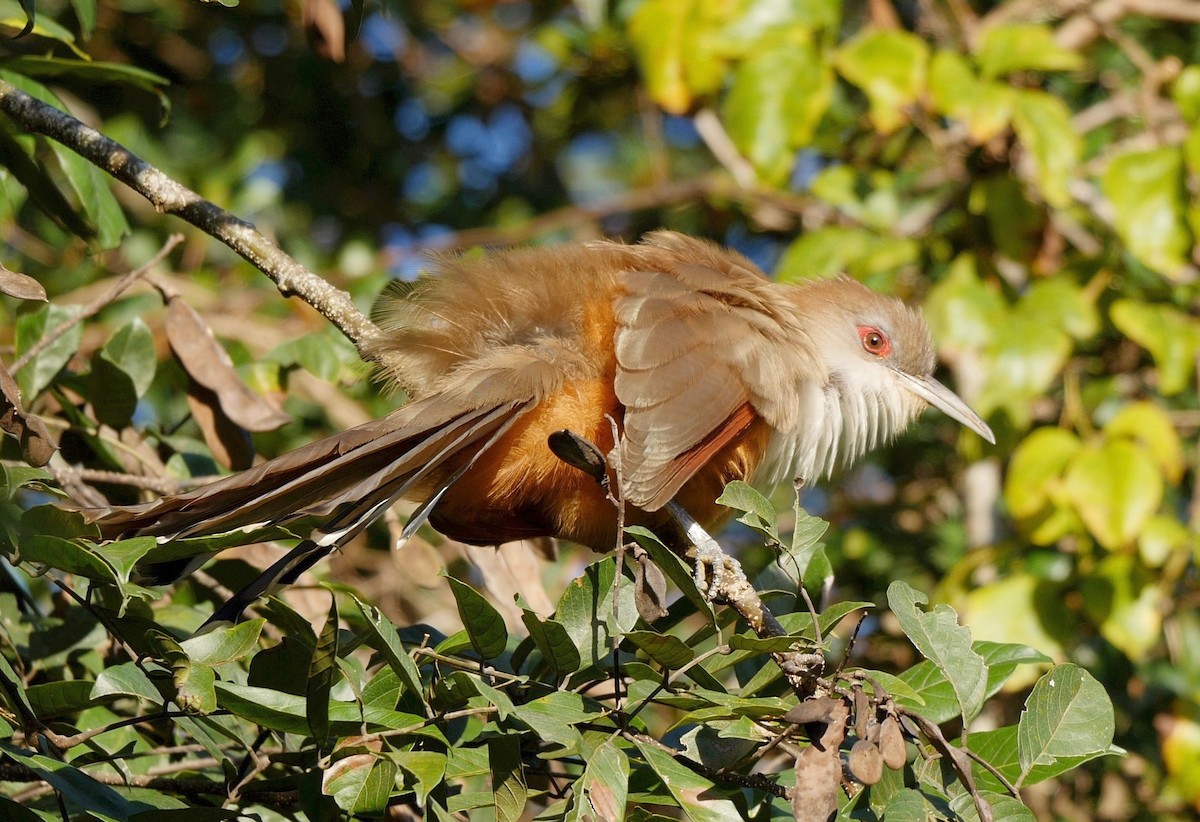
[796,276,995,451]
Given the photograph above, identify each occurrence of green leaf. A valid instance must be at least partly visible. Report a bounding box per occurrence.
[975,24,1084,78]
[446,576,508,660]
[633,738,744,821]
[512,691,595,751]
[308,598,338,742]
[179,619,265,666]
[929,50,1014,143]
[888,581,987,722]
[715,480,778,540]
[628,0,719,113]
[1019,279,1098,341]
[1104,400,1185,483]
[94,537,157,584]
[519,606,582,678]
[389,750,446,806]
[1110,299,1200,395]
[100,318,157,397]
[895,638,1051,723]
[836,29,929,134]
[489,735,527,822]
[1101,147,1192,279]
[327,756,396,816]
[1079,553,1164,661]
[1004,427,1081,521]
[91,661,164,705]
[351,595,425,701]
[214,682,427,737]
[723,40,832,184]
[571,739,629,821]
[776,226,919,284]
[19,534,120,585]
[1012,90,1078,208]
[923,253,1006,357]
[24,680,97,718]
[625,630,695,669]
[969,726,1120,791]
[1064,439,1163,551]
[15,302,82,399]
[960,576,1070,685]
[0,742,138,822]
[1017,664,1115,783]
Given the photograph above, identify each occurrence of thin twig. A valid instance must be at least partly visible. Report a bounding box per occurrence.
[11,234,183,374]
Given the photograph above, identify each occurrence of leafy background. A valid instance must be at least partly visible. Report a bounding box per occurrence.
[0,0,1196,818]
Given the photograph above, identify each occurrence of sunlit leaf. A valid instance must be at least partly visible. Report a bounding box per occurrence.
[1064,440,1163,551]
[1110,299,1200,395]
[1101,147,1191,279]
[1080,553,1164,661]
[1017,664,1115,781]
[929,50,1014,142]
[836,29,929,134]
[1012,90,1078,208]
[975,24,1083,78]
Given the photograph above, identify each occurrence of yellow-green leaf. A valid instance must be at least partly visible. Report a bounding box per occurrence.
[929,51,1014,143]
[1103,400,1184,483]
[723,39,832,184]
[924,253,1007,356]
[1110,299,1200,395]
[975,24,1084,79]
[836,29,929,134]
[1100,147,1192,280]
[1012,90,1078,208]
[1064,440,1162,551]
[1005,427,1081,520]
[1079,553,1164,661]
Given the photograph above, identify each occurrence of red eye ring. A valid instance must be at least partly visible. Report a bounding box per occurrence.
[857,325,891,357]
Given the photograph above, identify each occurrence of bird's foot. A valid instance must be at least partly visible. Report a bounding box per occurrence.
[665,501,747,601]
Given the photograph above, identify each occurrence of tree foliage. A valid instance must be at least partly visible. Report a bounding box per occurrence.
[0,0,1196,818]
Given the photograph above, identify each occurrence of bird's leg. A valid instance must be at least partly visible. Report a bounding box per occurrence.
[663,501,746,599]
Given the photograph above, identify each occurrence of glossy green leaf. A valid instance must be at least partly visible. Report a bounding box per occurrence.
[1110,299,1200,395]
[716,480,778,540]
[969,726,1120,791]
[520,606,582,678]
[0,742,137,822]
[177,620,265,666]
[628,0,715,113]
[511,691,593,751]
[975,24,1083,78]
[1012,90,1078,208]
[24,680,97,718]
[446,576,508,660]
[328,756,396,816]
[389,750,446,806]
[1101,147,1191,279]
[724,40,831,183]
[307,599,338,741]
[836,29,929,133]
[776,226,919,283]
[1017,664,1115,782]
[888,581,987,722]
[1064,439,1163,551]
[91,661,164,705]
[351,595,425,700]
[100,318,157,397]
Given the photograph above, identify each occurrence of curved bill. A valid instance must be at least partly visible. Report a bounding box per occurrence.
[893,370,995,444]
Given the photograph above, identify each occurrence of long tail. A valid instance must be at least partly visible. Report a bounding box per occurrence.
[83,397,533,622]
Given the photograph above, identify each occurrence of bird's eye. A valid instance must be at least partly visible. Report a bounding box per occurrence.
[857,326,891,357]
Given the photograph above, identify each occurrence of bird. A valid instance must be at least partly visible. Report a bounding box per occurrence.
[84,231,994,620]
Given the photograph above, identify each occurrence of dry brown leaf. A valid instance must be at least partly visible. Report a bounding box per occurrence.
[783,696,841,726]
[0,263,47,301]
[166,295,290,432]
[186,383,254,470]
[0,357,56,467]
[633,548,669,622]
[791,699,848,822]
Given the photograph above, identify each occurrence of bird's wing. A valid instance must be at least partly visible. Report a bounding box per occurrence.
[614,238,821,510]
